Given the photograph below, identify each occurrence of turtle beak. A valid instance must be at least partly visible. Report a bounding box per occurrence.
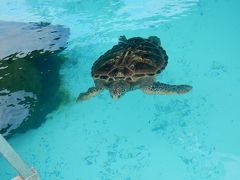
[112,94,120,100]
[110,81,128,100]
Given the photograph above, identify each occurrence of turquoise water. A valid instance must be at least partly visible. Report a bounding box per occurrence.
[1,0,240,179]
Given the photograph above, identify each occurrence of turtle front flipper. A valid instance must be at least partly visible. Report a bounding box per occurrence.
[77,87,103,102]
[141,82,192,95]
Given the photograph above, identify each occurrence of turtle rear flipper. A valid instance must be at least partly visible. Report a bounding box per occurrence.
[148,36,161,46]
[142,82,192,94]
[118,35,128,44]
[77,87,103,102]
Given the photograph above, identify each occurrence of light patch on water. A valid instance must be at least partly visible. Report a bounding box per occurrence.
[0,21,69,60]
[0,0,199,44]
[220,154,240,180]
[118,0,199,19]
[0,90,37,136]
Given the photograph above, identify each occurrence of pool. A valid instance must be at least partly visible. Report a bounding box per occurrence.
[1,0,240,179]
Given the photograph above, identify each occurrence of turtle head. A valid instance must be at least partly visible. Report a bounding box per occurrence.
[110,81,130,100]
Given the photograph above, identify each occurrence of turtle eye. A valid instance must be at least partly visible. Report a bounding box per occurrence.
[129,64,135,69]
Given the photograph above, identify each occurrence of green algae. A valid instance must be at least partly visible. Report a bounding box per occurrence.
[0,51,70,138]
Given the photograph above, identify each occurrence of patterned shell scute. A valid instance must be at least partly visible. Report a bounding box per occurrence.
[92,37,168,82]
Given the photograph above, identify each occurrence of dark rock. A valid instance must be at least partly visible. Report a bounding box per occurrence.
[0,21,70,138]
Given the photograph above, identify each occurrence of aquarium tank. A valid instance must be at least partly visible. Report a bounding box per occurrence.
[0,0,240,179]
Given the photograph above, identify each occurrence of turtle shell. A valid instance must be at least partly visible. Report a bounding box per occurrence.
[92,36,168,82]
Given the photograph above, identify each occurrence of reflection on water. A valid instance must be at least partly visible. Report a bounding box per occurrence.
[0,90,37,134]
[25,0,199,28]
[0,0,199,45]
[0,21,69,60]
[0,21,69,137]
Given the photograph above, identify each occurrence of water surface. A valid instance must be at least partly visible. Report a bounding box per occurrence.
[0,0,240,179]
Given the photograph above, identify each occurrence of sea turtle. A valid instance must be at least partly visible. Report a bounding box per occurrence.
[77,35,192,101]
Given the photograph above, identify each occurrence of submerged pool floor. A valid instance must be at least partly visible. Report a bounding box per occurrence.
[1,0,240,179]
